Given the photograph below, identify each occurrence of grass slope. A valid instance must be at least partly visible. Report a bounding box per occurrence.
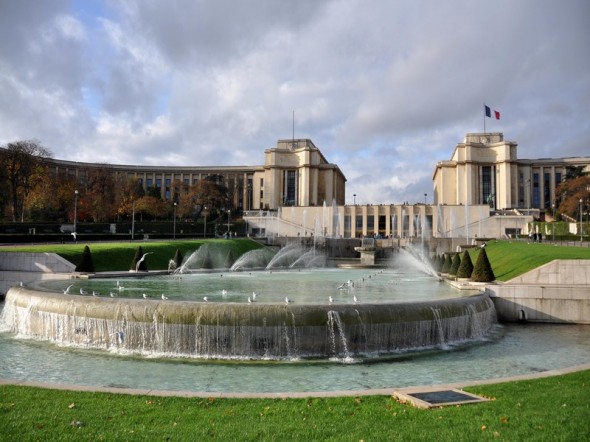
[0,370,588,441]
[0,239,263,272]
[468,240,590,281]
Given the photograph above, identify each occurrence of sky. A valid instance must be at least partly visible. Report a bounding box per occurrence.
[1,0,589,205]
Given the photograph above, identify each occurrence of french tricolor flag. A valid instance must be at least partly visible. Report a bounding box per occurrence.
[485,105,500,120]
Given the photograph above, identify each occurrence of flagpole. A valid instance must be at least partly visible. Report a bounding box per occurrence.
[483,103,486,134]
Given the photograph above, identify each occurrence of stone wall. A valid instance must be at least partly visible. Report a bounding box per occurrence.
[0,252,74,295]
[487,260,590,324]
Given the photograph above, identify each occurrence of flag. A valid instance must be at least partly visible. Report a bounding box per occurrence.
[484,105,500,120]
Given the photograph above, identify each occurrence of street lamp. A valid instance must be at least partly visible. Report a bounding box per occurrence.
[353,194,356,205]
[131,199,135,240]
[203,206,207,238]
[580,198,584,243]
[424,193,427,205]
[173,202,177,239]
[227,209,231,236]
[552,203,555,242]
[73,190,79,240]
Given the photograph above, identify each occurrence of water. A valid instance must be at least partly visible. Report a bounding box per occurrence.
[29,267,467,305]
[0,319,588,393]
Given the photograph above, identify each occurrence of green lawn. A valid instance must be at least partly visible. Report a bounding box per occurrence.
[469,240,590,281]
[0,239,263,272]
[0,369,588,441]
[1,238,589,280]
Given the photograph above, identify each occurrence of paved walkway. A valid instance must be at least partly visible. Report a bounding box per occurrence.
[1,364,588,399]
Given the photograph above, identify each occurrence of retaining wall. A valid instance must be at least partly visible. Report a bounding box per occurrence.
[0,252,74,295]
[487,260,590,324]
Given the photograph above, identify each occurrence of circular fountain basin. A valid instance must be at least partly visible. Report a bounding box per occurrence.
[1,268,496,361]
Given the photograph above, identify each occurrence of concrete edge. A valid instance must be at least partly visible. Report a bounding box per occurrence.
[1,363,588,399]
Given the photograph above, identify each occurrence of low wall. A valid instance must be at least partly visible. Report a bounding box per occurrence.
[487,260,590,324]
[0,252,74,295]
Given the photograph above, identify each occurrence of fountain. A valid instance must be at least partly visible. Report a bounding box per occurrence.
[1,247,497,361]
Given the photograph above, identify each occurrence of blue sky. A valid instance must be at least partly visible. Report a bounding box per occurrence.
[1,0,589,204]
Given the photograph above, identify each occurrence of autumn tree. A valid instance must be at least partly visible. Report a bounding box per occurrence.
[116,176,145,220]
[83,166,117,222]
[555,175,590,220]
[0,140,52,221]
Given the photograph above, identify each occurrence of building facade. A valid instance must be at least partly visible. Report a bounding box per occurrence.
[433,133,590,211]
[42,139,346,211]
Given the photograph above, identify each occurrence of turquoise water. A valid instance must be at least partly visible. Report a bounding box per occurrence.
[1,321,589,393]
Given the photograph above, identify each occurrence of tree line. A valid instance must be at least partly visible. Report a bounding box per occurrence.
[0,140,234,224]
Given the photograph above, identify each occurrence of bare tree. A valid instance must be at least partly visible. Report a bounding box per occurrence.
[0,140,52,221]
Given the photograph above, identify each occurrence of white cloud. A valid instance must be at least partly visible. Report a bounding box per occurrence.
[0,0,589,204]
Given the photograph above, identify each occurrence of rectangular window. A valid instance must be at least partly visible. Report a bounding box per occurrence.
[355,215,363,230]
[367,215,374,231]
[344,215,351,232]
[518,173,525,207]
[165,178,171,200]
[544,172,551,208]
[532,173,540,208]
[146,178,153,190]
[378,215,386,233]
[482,166,492,205]
[285,170,296,206]
[556,172,562,187]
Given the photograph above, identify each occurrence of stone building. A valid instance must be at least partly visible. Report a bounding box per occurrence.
[41,138,346,211]
[433,133,590,211]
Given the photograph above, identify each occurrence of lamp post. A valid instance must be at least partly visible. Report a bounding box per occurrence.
[353,194,356,205]
[227,209,231,236]
[552,203,555,242]
[203,206,207,238]
[424,193,427,205]
[580,198,584,245]
[173,202,177,239]
[131,199,135,240]
[73,190,78,239]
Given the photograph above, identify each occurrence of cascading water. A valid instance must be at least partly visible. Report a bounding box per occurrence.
[2,283,498,361]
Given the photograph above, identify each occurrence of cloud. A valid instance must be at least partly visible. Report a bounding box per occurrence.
[0,0,589,205]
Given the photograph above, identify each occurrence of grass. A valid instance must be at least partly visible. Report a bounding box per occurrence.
[466,240,590,282]
[1,238,589,280]
[0,239,263,272]
[0,370,588,441]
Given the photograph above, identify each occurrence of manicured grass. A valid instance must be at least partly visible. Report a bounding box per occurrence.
[0,239,263,272]
[467,240,590,282]
[1,238,589,279]
[0,370,588,441]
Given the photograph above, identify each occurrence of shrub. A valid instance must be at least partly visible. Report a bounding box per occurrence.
[173,249,183,269]
[75,245,95,273]
[472,247,495,282]
[441,254,452,273]
[449,253,461,275]
[456,250,474,278]
[130,246,149,272]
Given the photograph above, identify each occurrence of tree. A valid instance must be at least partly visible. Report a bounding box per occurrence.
[130,246,149,272]
[456,250,474,279]
[134,196,166,221]
[441,254,452,273]
[75,245,95,273]
[449,253,461,275]
[173,249,183,269]
[84,166,116,222]
[0,140,52,221]
[116,176,145,220]
[555,175,590,220]
[471,247,495,282]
